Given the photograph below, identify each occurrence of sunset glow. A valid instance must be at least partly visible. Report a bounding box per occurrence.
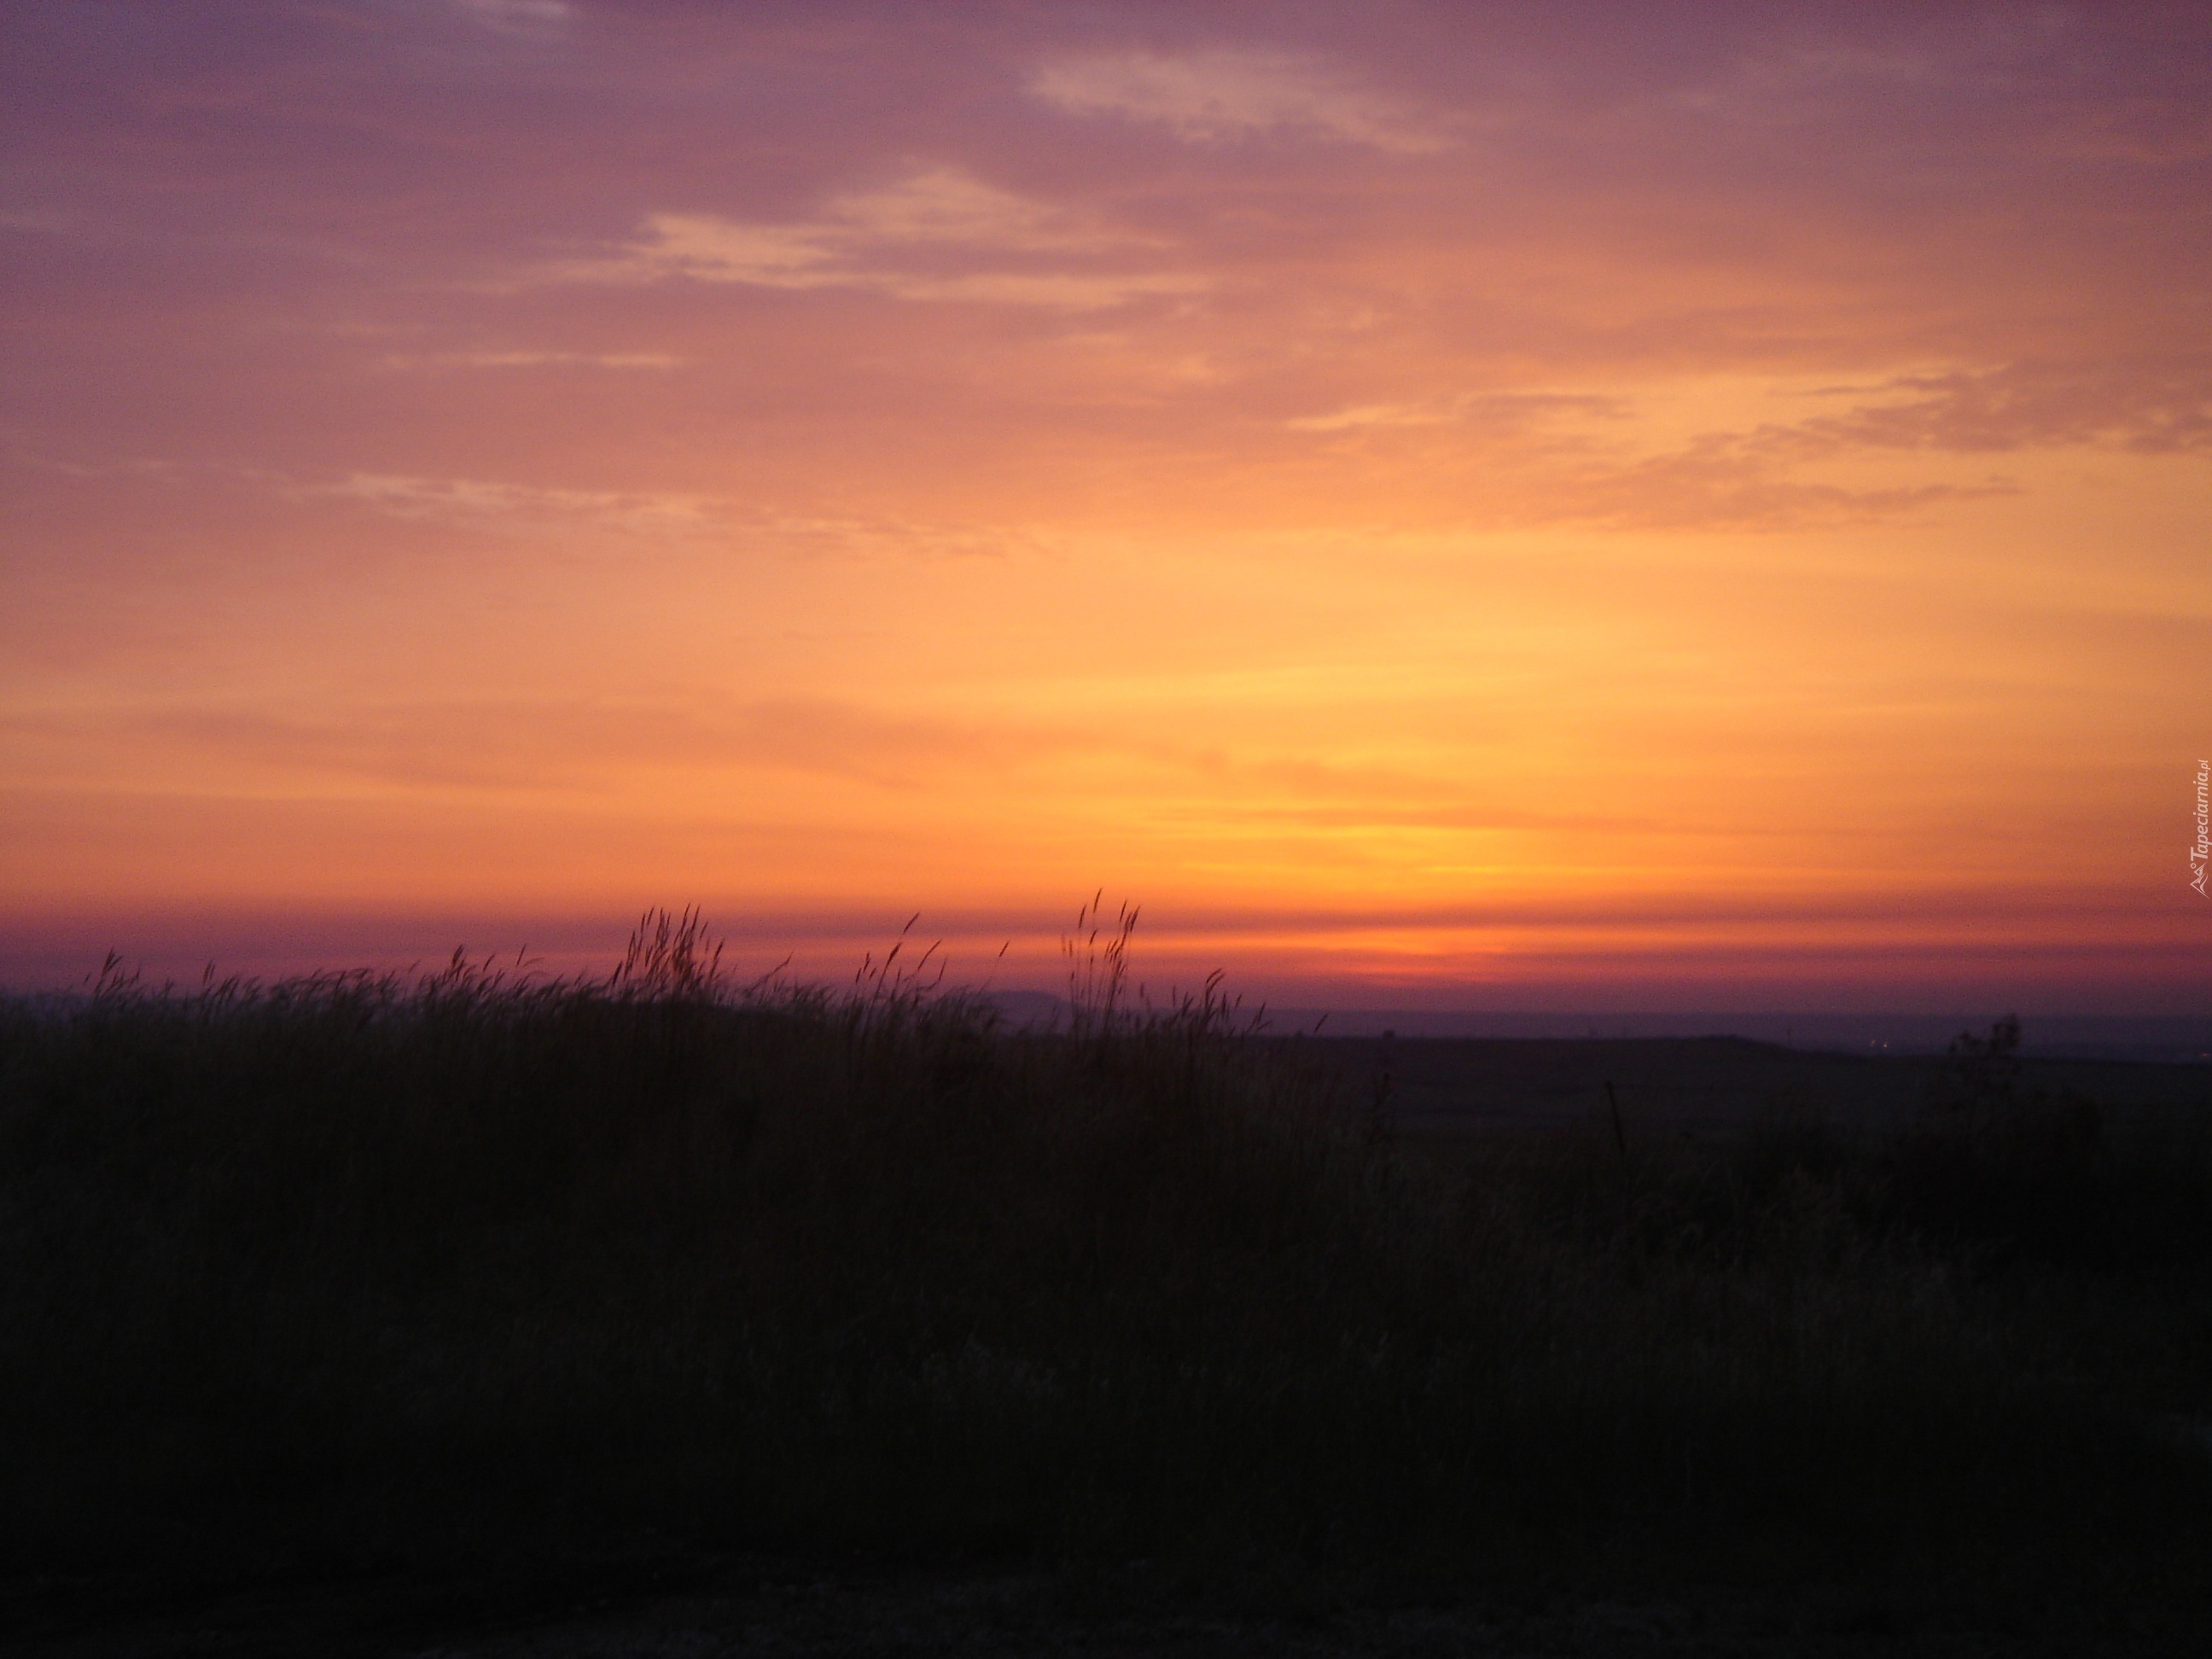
[4,3,2209,1009]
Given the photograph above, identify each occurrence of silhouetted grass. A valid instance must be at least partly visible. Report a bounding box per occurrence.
[2,915,2209,1617]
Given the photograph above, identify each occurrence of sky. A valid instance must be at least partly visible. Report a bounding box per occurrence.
[3,0,2209,1011]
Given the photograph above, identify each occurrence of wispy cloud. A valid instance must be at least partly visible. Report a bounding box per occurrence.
[380,352,684,372]
[316,474,721,538]
[1792,360,2212,456]
[453,0,573,32]
[1029,49,1447,152]
[820,167,1126,253]
[303,472,1028,558]
[1,695,1082,796]
[1285,403,1460,433]
[563,166,1204,311]
[1278,391,1626,435]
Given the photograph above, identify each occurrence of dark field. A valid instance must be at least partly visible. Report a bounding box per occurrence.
[4,934,2210,1653]
[1317,1032,2212,1136]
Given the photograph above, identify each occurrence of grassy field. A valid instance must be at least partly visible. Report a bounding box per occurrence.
[3,914,2210,1639]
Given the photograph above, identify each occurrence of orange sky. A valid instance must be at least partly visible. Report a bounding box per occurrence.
[3,2,2209,1009]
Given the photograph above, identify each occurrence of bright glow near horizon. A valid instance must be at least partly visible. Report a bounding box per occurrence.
[3,3,2208,1010]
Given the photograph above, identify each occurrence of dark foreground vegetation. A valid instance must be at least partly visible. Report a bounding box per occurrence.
[3,917,2210,1641]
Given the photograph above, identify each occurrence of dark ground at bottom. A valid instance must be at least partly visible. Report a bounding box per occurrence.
[9,1555,2208,1659]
